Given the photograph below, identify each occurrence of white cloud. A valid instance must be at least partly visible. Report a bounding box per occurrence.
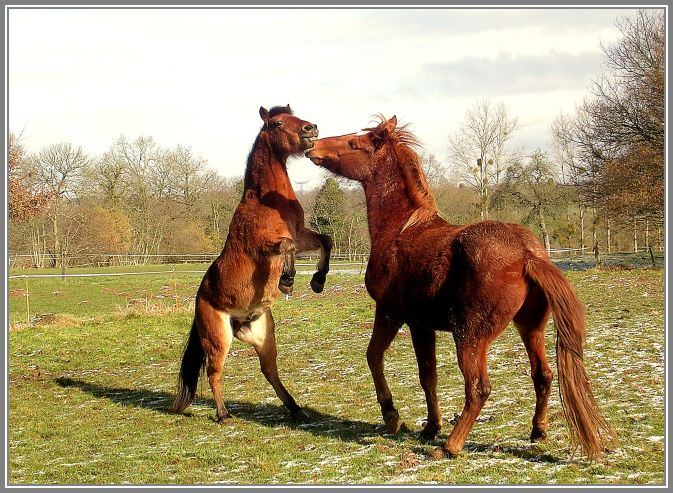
[8,7,637,188]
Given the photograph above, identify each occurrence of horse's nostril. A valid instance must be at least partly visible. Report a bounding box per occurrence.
[302,125,314,132]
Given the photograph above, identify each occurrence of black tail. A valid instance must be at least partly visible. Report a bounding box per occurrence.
[169,319,205,413]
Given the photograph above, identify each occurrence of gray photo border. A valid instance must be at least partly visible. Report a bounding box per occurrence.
[1,1,668,492]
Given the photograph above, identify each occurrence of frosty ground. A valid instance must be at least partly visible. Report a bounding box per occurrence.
[8,267,665,484]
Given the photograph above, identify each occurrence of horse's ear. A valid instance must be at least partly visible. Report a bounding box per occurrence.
[389,115,397,127]
[370,124,388,150]
[259,106,270,123]
[286,104,292,114]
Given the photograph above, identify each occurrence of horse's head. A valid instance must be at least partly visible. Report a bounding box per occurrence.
[259,105,319,157]
[306,116,398,182]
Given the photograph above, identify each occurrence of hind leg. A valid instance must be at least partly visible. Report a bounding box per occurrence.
[438,335,493,457]
[410,325,442,439]
[197,300,234,422]
[235,309,306,421]
[513,285,553,442]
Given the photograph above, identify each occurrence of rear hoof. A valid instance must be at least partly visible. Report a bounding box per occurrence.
[420,421,442,440]
[383,410,404,434]
[291,409,310,422]
[310,272,326,293]
[530,427,548,442]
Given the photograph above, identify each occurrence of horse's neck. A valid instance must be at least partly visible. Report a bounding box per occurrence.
[363,177,415,250]
[246,144,296,200]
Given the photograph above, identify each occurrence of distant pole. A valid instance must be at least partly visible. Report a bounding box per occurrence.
[61,248,67,282]
[295,180,308,193]
[24,275,30,324]
[593,240,601,269]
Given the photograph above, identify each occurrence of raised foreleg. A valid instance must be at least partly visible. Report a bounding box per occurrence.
[295,228,332,293]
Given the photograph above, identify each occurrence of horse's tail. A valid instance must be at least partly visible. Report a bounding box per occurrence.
[169,318,205,414]
[525,256,614,461]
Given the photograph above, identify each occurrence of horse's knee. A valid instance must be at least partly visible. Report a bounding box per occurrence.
[278,237,296,254]
[321,234,333,251]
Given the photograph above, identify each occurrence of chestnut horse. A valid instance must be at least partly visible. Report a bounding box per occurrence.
[306,116,613,460]
[170,105,332,422]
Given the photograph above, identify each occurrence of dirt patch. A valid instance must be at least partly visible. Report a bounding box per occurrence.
[398,449,421,470]
[230,348,257,358]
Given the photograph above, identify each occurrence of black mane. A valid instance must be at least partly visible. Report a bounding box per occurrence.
[268,105,293,117]
[242,105,294,193]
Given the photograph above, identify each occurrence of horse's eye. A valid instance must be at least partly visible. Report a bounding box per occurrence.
[348,141,357,150]
[272,120,282,128]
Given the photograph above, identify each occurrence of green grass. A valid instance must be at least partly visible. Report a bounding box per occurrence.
[8,268,664,484]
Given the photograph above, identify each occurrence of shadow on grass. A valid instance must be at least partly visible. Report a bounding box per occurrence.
[54,376,405,446]
[54,376,559,463]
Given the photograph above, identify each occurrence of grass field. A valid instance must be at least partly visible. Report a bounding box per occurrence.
[8,265,665,485]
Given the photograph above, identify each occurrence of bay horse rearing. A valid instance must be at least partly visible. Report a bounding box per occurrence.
[170,105,332,422]
[306,116,614,460]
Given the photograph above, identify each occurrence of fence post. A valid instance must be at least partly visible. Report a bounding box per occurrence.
[593,240,601,268]
[23,275,30,324]
[61,249,67,282]
[649,246,656,268]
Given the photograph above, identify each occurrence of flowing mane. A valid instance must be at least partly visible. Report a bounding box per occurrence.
[366,116,438,232]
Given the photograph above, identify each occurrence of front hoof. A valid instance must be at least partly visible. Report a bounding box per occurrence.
[279,283,293,295]
[420,421,442,440]
[530,427,548,442]
[310,273,326,293]
[291,409,310,422]
[383,410,404,434]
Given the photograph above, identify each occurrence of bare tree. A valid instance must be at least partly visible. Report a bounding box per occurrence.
[493,150,569,251]
[30,143,90,266]
[420,153,446,188]
[448,98,518,219]
[164,144,214,217]
[552,9,664,250]
[8,132,52,222]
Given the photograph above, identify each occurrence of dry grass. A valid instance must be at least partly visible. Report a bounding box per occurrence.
[8,269,665,485]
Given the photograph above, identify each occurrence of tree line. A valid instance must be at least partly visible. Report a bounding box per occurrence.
[8,10,664,267]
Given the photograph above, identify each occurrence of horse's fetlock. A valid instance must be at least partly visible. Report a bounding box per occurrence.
[382,408,404,434]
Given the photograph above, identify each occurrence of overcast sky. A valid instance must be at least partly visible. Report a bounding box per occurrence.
[9,8,635,189]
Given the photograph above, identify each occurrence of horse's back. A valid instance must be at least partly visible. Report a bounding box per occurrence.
[452,220,547,268]
[374,219,545,328]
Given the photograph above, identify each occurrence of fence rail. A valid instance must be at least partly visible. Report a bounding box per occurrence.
[9,252,371,269]
[9,248,665,271]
